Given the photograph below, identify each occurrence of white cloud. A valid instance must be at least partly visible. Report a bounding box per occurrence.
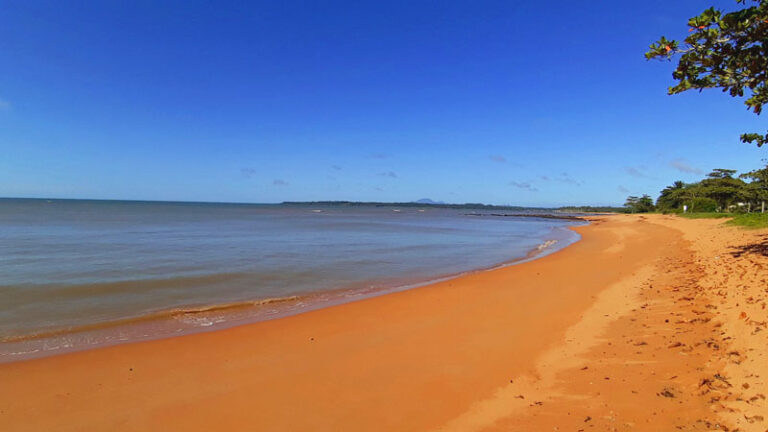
[624,166,652,179]
[489,155,507,163]
[669,158,703,174]
[555,172,581,186]
[509,181,538,192]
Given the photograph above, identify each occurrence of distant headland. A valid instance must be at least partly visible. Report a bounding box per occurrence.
[281,200,622,213]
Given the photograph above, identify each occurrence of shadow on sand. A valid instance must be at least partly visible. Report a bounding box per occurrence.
[730,234,768,258]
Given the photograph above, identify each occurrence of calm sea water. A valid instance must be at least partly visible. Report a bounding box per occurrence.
[0,198,581,358]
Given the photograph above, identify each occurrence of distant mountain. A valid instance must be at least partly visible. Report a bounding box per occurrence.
[413,198,445,205]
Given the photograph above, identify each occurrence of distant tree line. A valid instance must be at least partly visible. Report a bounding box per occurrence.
[624,163,768,213]
[555,206,625,213]
[282,201,626,213]
[281,201,546,211]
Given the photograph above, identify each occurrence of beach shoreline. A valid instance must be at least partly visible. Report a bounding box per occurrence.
[1,214,766,431]
[0,222,581,363]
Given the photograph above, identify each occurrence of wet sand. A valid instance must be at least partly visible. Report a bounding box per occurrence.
[1,214,766,431]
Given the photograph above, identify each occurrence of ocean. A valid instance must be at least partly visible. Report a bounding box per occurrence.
[0,198,582,360]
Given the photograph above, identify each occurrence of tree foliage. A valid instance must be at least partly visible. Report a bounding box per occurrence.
[700,169,748,209]
[740,163,768,203]
[652,162,768,212]
[624,194,656,213]
[646,0,768,146]
[656,180,687,209]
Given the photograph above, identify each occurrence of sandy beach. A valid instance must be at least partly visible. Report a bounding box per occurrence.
[1,214,767,431]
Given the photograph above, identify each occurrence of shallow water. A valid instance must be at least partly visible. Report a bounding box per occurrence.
[0,198,581,358]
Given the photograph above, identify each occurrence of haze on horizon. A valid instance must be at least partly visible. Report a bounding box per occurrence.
[1,0,764,207]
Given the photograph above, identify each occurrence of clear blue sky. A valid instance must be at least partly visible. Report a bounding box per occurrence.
[0,1,764,206]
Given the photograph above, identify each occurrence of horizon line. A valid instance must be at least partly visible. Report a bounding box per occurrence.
[0,196,622,209]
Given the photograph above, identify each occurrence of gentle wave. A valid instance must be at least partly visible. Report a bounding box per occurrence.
[1,294,304,343]
[1,237,568,346]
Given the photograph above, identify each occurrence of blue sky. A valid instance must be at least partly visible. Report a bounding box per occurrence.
[0,0,765,206]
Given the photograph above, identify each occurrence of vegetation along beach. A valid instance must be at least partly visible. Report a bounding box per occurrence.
[2,1,768,431]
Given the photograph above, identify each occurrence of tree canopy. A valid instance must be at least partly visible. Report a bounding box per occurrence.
[700,169,748,210]
[646,0,768,146]
[656,180,687,210]
[648,162,768,213]
[624,195,656,213]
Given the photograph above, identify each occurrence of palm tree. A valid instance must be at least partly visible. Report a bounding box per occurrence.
[656,181,686,211]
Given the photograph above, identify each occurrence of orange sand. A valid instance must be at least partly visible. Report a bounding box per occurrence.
[1,214,766,431]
